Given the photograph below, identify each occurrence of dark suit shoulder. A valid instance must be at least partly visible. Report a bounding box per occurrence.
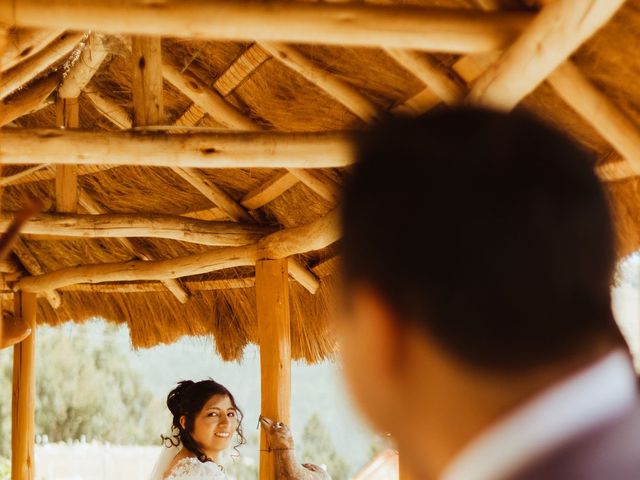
[510,402,640,480]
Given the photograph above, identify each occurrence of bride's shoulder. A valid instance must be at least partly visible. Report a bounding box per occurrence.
[164,457,226,480]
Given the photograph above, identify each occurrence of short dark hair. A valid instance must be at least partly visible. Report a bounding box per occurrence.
[342,108,622,372]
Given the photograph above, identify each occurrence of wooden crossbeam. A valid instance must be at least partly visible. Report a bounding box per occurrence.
[0,71,59,126]
[0,31,84,99]
[0,164,115,188]
[0,212,273,246]
[0,128,354,168]
[15,208,340,292]
[2,2,532,53]
[1,28,65,72]
[468,0,626,110]
[60,277,255,293]
[78,188,190,304]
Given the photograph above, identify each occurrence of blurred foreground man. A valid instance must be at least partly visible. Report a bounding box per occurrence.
[339,109,640,480]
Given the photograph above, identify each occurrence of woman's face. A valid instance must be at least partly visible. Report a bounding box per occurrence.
[188,394,239,454]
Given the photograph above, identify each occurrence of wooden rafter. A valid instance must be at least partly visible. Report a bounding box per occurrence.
[0,212,274,246]
[55,96,79,213]
[12,237,61,309]
[84,89,132,129]
[60,277,256,293]
[0,71,59,126]
[241,172,300,211]
[0,31,84,99]
[1,28,65,72]
[214,43,270,96]
[468,0,626,110]
[2,2,532,52]
[288,169,340,203]
[261,42,380,123]
[58,32,108,99]
[77,190,190,303]
[0,128,352,168]
[15,208,340,292]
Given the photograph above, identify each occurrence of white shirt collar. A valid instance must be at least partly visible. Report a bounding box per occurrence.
[441,350,637,480]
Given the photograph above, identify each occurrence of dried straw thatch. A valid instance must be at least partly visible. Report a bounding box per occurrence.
[1,0,640,362]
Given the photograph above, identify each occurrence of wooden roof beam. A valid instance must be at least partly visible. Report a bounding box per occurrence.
[84,88,132,129]
[58,32,108,99]
[12,237,61,308]
[260,42,380,123]
[60,277,256,293]
[467,0,626,110]
[0,128,354,168]
[1,28,65,72]
[2,1,532,53]
[78,190,190,303]
[0,31,84,99]
[15,208,340,292]
[0,71,59,127]
[241,172,300,211]
[0,212,274,246]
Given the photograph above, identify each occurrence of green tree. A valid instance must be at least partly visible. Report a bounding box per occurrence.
[301,413,350,480]
[0,323,165,461]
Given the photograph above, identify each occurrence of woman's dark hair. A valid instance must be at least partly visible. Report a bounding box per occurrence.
[165,379,246,462]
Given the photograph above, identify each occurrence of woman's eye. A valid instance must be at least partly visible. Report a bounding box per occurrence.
[208,412,218,417]
[228,412,236,417]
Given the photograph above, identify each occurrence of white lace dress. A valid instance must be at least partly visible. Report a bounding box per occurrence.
[165,457,227,480]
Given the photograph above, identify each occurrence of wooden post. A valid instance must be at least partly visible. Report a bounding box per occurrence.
[55,97,79,213]
[131,36,163,126]
[12,292,37,480]
[256,258,291,480]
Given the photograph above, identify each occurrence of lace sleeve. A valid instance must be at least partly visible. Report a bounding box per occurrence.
[165,457,227,480]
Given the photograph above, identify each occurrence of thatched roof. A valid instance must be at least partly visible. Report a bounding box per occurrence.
[1,0,640,362]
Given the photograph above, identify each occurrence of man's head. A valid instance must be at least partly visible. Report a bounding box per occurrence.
[339,108,624,437]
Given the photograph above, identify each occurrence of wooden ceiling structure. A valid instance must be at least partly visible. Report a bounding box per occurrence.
[2,0,640,478]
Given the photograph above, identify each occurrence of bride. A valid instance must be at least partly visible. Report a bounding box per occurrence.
[149,379,246,480]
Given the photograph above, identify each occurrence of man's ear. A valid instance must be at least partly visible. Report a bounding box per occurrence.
[180,415,187,430]
[356,286,408,379]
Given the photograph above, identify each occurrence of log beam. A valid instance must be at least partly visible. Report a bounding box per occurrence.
[1,2,532,53]
[11,291,37,480]
[58,32,108,99]
[241,172,300,210]
[257,258,291,480]
[1,28,65,72]
[467,0,626,110]
[12,237,61,309]
[0,212,273,246]
[14,208,340,292]
[0,31,83,99]
[0,71,59,127]
[0,128,353,169]
[77,190,190,303]
[84,89,132,129]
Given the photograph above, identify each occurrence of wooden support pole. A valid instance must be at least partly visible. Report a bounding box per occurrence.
[12,291,37,480]
[467,0,625,110]
[55,96,79,213]
[131,36,163,126]
[1,1,532,53]
[256,258,291,480]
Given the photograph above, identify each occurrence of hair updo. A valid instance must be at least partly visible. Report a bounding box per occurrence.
[165,379,246,462]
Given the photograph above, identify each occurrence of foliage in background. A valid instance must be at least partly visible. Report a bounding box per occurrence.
[0,324,164,459]
[301,413,350,480]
